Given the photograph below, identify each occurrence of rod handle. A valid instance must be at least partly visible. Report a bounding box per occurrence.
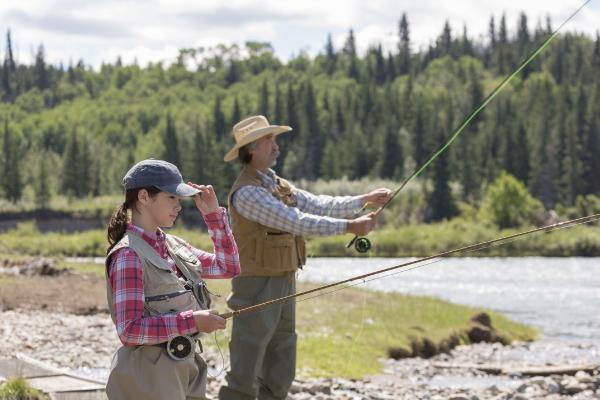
[346,235,358,249]
[218,311,233,320]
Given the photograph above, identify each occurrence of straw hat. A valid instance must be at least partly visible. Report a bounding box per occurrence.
[223,115,292,162]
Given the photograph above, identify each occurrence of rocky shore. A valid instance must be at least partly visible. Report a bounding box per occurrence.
[1,310,599,399]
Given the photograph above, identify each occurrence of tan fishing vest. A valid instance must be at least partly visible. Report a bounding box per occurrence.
[105,232,209,323]
[227,166,307,277]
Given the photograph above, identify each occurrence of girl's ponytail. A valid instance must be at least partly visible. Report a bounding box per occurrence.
[107,202,129,253]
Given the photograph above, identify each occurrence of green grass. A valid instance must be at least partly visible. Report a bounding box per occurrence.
[0,377,49,400]
[1,219,599,258]
[0,222,214,258]
[204,279,537,379]
[58,260,105,277]
[0,195,121,219]
[307,219,600,257]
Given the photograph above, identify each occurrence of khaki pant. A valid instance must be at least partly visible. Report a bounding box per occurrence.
[219,274,296,400]
[106,344,208,400]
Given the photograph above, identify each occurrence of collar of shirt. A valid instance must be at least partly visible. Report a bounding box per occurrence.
[255,168,277,191]
[126,223,169,259]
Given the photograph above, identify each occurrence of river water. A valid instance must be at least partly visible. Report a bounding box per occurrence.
[299,257,600,343]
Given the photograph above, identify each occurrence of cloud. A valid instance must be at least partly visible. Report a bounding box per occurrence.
[173,6,308,28]
[0,0,597,68]
[2,9,133,39]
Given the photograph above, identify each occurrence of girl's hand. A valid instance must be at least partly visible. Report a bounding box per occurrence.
[188,182,219,215]
[192,309,226,333]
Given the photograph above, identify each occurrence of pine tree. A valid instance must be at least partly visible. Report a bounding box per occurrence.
[587,89,600,194]
[517,12,530,57]
[213,96,226,139]
[258,79,269,116]
[528,77,560,207]
[303,81,322,179]
[580,84,600,194]
[561,101,581,204]
[386,52,396,81]
[324,33,337,75]
[412,98,427,166]
[514,121,530,184]
[163,113,180,166]
[273,85,283,123]
[485,16,497,68]
[2,30,16,101]
[593,32,600,72]
[35,154,51,209]
[78,135,92,196]
[489,16,497,48]
[517,12,532,77]
[231,97,242,126]
[344,29,360,80]
[374,45,386,85]
[398,13,411,75]
[285,83,299,130]
[62,131,80,197]
[380,123,402,178]
[468,64,483,124]
[1,60,10,101]
[34,44,49,90]
[427,124,458,221]
[5,30,16,72]
[461,25,473,57]
[192,122,208,184]
[459,134,477,201]
[439,21,453,57]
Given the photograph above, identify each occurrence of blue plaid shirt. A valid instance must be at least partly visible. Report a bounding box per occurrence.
[231,169,363,236]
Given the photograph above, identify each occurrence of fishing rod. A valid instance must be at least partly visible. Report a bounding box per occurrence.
[219,212,600,319]
[347,0,593,253]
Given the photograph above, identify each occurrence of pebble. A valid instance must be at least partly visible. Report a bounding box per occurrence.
[1,310,599,399]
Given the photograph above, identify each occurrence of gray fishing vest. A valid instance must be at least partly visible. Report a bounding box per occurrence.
[105,232,210,323]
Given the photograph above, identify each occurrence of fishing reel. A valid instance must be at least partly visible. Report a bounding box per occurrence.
[166,335,196,361]
[354,237,372,253]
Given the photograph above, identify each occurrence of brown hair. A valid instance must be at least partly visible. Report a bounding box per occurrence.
[238,142,258,164]
[107,186,161,253]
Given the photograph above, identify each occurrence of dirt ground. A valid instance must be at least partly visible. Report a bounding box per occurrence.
[0,273,108,315]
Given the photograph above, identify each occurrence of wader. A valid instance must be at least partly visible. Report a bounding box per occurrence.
[219,167,306,400]
[105,232,212,400]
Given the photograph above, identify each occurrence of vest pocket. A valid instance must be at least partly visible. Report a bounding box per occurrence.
[262,233,296,271]
[145,290,199,314]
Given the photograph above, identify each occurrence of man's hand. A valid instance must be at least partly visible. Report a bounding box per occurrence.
[188,182,220,215]
[193,309,226,333]
[346,212,377,236]
[362,188,392,207]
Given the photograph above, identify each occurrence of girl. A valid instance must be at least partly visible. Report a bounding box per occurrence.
[105,159,240,400]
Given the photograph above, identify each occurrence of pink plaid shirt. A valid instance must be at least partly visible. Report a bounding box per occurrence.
[108,207,240,346]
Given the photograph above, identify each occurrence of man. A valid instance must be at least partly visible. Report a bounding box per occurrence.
[219,115,391,400]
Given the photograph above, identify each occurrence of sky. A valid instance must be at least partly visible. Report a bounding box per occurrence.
[0,0,598,68]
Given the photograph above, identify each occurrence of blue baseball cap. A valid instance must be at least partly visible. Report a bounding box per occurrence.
[122,159,200,197]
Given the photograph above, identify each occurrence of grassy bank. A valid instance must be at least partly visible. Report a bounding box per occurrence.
[1,218,598,258]
[205,280,537,378]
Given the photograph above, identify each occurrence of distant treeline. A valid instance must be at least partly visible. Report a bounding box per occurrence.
[0,12,599,222]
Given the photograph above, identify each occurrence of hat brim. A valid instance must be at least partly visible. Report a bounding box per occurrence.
[157,182,200,197]
[224,125,292,162]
